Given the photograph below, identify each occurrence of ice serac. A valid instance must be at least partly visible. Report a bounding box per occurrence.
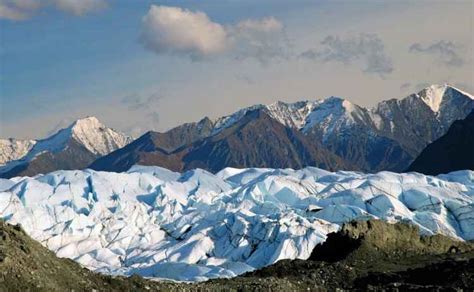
[0,138,36,166]
[0,117,132,178]
[0,166,473,282]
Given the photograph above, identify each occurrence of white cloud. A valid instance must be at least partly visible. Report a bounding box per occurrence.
[140,5,228,58]
[0,0,107,20]
[140,5,287,63]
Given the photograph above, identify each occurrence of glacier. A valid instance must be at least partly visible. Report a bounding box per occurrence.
[0,166,473,282]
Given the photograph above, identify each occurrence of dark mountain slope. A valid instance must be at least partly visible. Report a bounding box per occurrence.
[308,123,413,172]
[182,110,353,172]
[91,110,354,173]
[408,111,474,175]
[91,84,473,174]
[0,140,97,178]
[88,131,185,172]
[150,117,215,152]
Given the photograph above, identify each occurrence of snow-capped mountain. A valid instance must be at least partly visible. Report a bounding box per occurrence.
[0,166,472,281]
[0,117,132,178]
[91,84,474,174]
[2,84,472,177]
[69,116,132,155]
[0,138,36,166]
[90,110,353,173]
[208,84,473,171]
[370,84,474,156]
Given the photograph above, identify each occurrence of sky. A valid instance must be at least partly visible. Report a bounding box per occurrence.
[0,0,473,139]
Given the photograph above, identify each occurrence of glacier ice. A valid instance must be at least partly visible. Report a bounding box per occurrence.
[0,166,473,281]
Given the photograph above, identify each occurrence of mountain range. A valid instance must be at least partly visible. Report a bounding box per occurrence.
[1,84,473,178]
[90,84,474,174]
[89,109,353,173]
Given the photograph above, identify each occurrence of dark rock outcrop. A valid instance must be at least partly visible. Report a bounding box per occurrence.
[408,111,474,175]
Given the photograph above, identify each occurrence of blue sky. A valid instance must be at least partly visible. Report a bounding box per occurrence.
[1,0,473,138]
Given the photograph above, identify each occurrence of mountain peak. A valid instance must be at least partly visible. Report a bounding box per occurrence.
[316,96,361,114]
[72,115,100,124]
[66,117,131,155]
[414,84,473,113]
[416,84,448,112]
[70,116,104,131]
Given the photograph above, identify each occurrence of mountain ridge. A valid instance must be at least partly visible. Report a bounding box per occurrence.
[90,84,474,174]
[90,109,354,173]
[1,84,472,177]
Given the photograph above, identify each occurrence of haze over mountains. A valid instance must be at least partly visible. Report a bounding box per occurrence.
[1,84,473,178]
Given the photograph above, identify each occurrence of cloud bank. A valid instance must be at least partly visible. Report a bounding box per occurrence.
[409,40,464,67]
[140,5,287,64]
[0,0,107,20]
[299,34,394,77]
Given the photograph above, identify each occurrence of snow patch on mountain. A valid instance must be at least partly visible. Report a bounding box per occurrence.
[265,101,315,129]
[70,116,132,155]
[211,104,264,135]
[0,166,472,282]
[418,84,447,112]
[302,97,370,139]
[0,139,36,166]
[207,85,472,143]
[209,96,367,138]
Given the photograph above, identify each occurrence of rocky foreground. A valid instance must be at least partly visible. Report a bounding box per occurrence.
[1,219,473,291]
